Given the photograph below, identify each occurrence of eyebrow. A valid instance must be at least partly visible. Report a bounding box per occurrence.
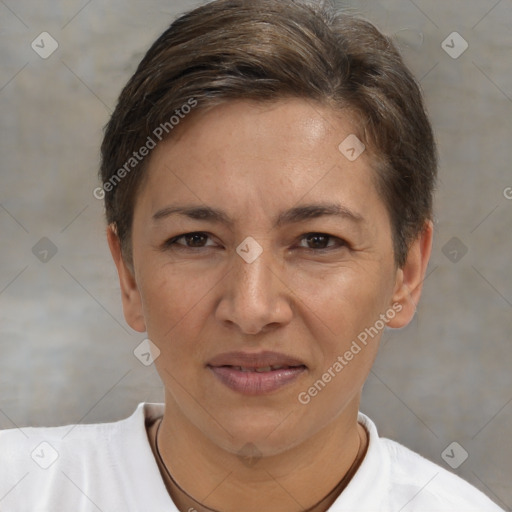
[152,202,365,227]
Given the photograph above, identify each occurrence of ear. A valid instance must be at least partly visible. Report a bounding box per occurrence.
[106,224,146,333]
[386,220,433,329]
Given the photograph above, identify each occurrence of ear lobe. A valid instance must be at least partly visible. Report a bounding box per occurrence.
[386,220,434,329]
[106,225,146,333]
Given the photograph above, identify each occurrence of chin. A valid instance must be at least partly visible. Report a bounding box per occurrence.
[204,409,311,457]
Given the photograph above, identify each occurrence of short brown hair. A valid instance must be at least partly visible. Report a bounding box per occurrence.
[100,0,437,268]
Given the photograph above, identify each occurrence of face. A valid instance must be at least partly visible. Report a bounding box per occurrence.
[110,98,428,457]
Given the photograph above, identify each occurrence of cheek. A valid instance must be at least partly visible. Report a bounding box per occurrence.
[138,265,209,345]
[293,271,393,415]
[293,264,393,346]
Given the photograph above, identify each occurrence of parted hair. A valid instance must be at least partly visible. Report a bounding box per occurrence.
[100,0,437,268]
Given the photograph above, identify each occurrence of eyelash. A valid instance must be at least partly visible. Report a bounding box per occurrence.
[163,232,347,253]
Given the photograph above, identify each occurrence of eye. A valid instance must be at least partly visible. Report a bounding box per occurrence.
[163,232,346,253]
[165,232,217,249]
[297,233,346,251]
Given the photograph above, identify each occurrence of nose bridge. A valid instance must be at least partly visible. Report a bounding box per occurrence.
[233,238,276,306]
[218,236,291,334]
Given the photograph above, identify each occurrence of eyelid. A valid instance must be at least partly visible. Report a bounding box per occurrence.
[166,232,217,248]
[296,233,348,251]
[298,233,344,244]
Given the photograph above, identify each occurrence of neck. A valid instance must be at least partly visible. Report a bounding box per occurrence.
[152,392,366,512]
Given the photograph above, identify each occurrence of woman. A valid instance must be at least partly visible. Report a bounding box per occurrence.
[0,0,504,510]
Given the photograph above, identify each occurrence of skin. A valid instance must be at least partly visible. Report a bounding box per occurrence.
[108,98,433,512]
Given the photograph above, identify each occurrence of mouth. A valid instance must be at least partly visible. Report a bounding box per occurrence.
[222,364,301,372]
[206,351,307,395]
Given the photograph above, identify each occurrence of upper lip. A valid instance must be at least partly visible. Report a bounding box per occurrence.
[207,351,306,369]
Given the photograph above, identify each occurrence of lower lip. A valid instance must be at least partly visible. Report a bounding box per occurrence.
[208,366,307,395]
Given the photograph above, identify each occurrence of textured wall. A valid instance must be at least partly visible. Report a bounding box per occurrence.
[0,0,510,508]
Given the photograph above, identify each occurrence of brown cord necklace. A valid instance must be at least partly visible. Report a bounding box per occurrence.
[154,417,367,512]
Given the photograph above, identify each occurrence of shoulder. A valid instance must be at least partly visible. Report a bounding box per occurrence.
[342,413,505,512]
[0,403,168,511]
[381,436,504,511]
[0,402,153,465]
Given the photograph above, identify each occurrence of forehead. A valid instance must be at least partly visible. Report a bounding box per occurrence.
[158,98,358,163]
[135,98,385,227]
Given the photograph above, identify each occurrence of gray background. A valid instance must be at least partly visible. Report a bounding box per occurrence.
[0,0,510,508]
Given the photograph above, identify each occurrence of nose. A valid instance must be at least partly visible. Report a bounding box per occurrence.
[215,244,293,335]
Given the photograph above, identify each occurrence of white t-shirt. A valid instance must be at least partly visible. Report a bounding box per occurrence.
[0,402,504,512]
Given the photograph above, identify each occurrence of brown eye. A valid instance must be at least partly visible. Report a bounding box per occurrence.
[166,232,215,249]
[299,233,346,251]
[182,233,209,247]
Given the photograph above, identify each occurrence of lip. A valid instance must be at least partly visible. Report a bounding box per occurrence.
[207,351,307,395]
